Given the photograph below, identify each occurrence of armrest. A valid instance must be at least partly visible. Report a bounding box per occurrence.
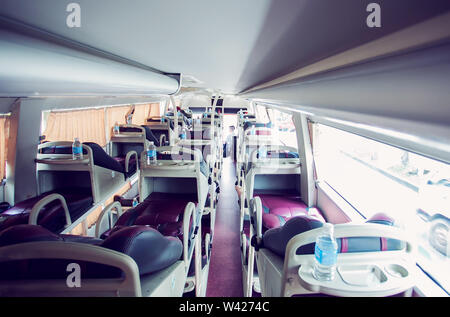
[29,194,71,229]
[159,134,167,146]
[250,196,263,239]
[182,202,196,268]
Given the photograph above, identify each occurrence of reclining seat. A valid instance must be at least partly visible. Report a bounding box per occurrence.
[244,147,325,231]
[0,187,93,233]
[2,141,140,234]
[84,142,137,179]
[256,213,411,297]
[40,142,136,179]
[141,125,160,146]
[110,125,159,174]
[145,117,174,145]
[243,121,273,134]
[257,194,326,231]
[106,192,198,240]
[0,224,183,296]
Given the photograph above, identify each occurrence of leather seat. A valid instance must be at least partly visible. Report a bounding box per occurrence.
[0,187,93,233]
[0,224,183,279]
[103,192,197,240]
[256,194,326,230]
[261,213,405,257]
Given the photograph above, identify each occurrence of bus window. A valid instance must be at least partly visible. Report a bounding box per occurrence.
[312,123,449,295]
[272,109,297,149]
[255,105,270,123]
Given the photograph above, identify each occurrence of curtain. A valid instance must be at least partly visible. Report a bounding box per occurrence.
[132,103,150,125]
[132,103,160,125]
[106,105,132,132]
[0,117,10,179]
[43,108,106,146]
[149,102,160,118]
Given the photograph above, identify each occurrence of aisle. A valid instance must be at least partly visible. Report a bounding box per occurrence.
[206,157,243,296]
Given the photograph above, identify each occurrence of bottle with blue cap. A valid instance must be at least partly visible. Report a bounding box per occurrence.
[179,127,187,140]
[146,141,157,166]
[113,122,120,135]
[72,137,83,160]
[313,223,338,281]
[258,145,267,159]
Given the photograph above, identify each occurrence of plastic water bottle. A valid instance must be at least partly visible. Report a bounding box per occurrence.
[132,197,138,207]
[179,127,187,140]
[72,138,83,160]
[146,141,157,166]
[313,223,338,281]
[161,116,166,123]
[250,125,255,135]
[113,122,120,135]
[258,145,267,159]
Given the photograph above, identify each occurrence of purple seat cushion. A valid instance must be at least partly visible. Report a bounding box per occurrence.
[113,156,137,178]
[257,194,325,230]
[114,192,196,239]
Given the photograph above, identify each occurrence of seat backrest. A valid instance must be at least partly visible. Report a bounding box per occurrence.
[141,125,160,146]
[262,213,405,257]
[83,142,124,173]
[0,224,183,278]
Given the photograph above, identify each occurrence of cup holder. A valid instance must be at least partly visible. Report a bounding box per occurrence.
[385,264,409,278]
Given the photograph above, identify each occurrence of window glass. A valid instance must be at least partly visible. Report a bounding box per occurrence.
[255,105,270,123]
[271,109,297,149]
[313,123,449,294]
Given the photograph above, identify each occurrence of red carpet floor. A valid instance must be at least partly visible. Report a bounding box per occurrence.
[206,158,243,297]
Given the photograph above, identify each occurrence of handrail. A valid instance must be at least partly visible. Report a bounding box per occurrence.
[29,193,71,228]
[183,202,196,269]
[95,201,123,238]
[125,150,138,173]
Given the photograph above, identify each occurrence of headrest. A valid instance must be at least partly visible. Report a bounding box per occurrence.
[101,226,183,275]
[255,130,272,136]
[262,216,324,257]
[0,224,62,247]
[256,150,299,159]
[244,121,273,131]
[40,145,80,155]
[118,126,143,133]
[367,213,395,226]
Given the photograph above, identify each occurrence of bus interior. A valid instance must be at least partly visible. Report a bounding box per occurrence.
[0,1,449,298]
